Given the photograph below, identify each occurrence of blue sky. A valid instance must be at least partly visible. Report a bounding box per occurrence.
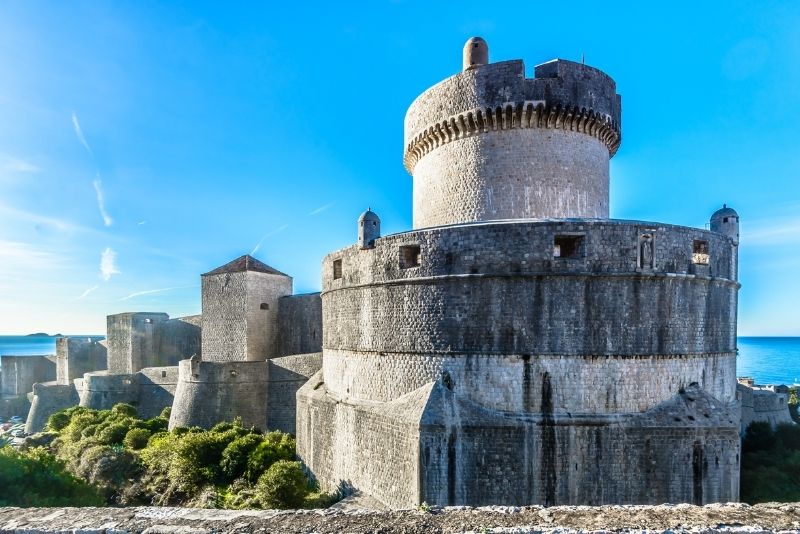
[0,1,798,335]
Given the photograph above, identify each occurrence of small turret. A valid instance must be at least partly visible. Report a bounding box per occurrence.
[463,36,488,71]
[710,204,739,245]
[358,208,381,249]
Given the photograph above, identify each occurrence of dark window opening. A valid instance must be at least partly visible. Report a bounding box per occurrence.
[444,252,454,266]
[400,245,421,269]
[161,370,167,378]
[723,217,729,223]
[333,259,342,280]
[553,235,583,259]
[692,240,709,265]
[260,303,269,310]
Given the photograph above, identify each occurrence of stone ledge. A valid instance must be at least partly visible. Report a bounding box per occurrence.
[2,503,800,533]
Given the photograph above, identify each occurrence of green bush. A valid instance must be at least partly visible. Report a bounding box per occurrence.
[97,422,129,446]
[246,434,295,482]
[0,446,103,506]
[160,406,172,419]
[743,422,774,453]
[254,460,309,509]
[21,404,323,509]
[46,412,70,432]
[221,434,264,481]
[112,403,138,418]
[124,428,151,450]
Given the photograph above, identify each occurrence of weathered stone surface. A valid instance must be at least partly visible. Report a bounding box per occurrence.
[201,256,292,363]
[107,314,200,374]
[275,293,322,357]
[404,58,621,228]
[3,503,800,533]
[737,381,793,432]
[298,42,741,508]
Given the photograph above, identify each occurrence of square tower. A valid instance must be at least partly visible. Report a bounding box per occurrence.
[201,255,292,362]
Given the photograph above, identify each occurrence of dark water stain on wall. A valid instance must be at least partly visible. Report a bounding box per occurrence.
[540,371,556,506]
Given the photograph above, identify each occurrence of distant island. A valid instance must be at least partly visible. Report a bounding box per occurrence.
[26,333,62,337]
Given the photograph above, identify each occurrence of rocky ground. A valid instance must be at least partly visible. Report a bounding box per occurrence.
[3,503,800,533]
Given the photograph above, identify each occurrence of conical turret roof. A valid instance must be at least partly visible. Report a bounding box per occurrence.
[202,254,289,277]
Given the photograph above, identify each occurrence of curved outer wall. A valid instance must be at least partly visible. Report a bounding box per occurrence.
[297,220,740,507]
[404,60,621,228]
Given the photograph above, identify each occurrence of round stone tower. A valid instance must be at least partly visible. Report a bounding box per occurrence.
[404,38,621,228]
[298,39,740,509]
[357,208,381,249]
[710,204,740,246]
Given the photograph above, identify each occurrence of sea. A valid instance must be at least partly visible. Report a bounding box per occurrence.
[0,335,798,385]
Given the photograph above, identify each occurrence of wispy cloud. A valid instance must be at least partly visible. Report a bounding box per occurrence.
[0,240,66,269]
[137,221,147,226]
[309,202,335,216]
[71,111,92,155]
[2,156,39,173]
[119,286,192,301]
[744,215,800,246]
[251,224,289,255]
[100,247,120,281]
[76,285,99,300]
[93,176,113,226]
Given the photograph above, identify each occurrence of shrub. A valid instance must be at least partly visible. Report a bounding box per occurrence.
[160,406,172,419]
[81,424,99,439]
[112,403,138,419]
[743,422,774,453]
[776,423,800,451]
[97,422,129,446]
[124,428,151,450]
[246,440,292,482]
[72,445,142,501]
[221,434,264,481]
[0,446,103,506]
[255,460,308,509]
[46,412,70,432]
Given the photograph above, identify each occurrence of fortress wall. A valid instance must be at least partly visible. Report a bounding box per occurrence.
[297,371,424,507]
[56,337,107,385]
[275,293,322,357]
[169,359,269,430]
[107,313,200,374]
[412,127,609,226]
[201,272,292,362]
[323,351,736,412]
[25,381,79,433]
[152,316,201,367]
[136,366,179,419]
[79,372,139,411]
[266,353,321,434]
[106,313,169,374]
[323,221,736,290]
[737,383,793,432]
[299,379,740,507]
[0,355,56,397]
[0,393,31,421]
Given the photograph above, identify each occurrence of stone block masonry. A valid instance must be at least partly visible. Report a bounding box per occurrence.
[0,355,56,398]
[107,313,200,374]
[297,38,741,508]
[201,256,292,362]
